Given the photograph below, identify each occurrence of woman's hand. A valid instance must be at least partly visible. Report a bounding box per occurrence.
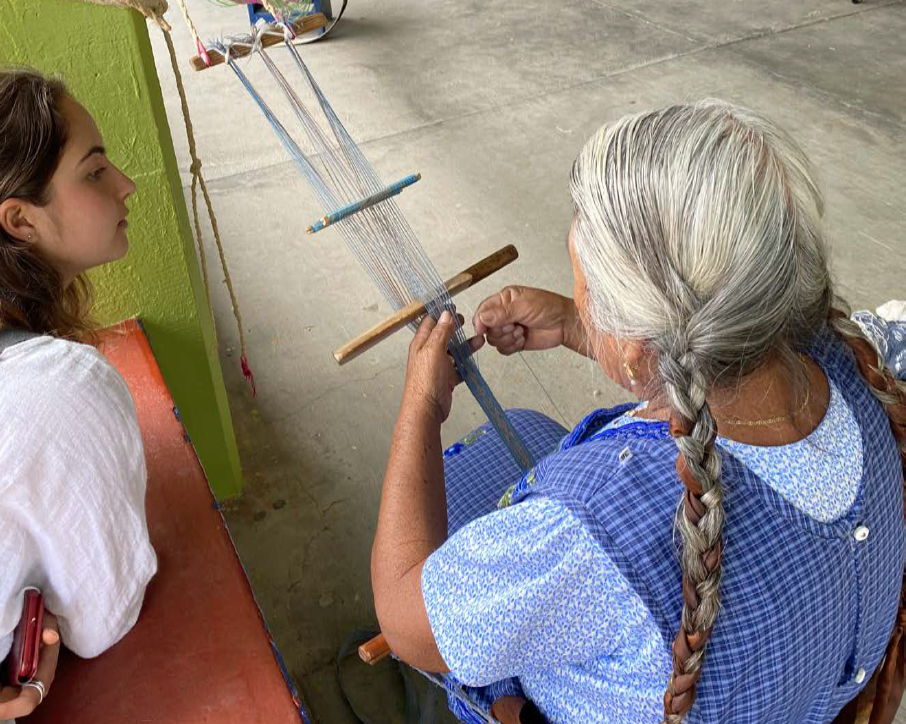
[491,696,525,724]
[0,612,61,719]
[491,696,549,724]
[473,286,589,357]
[402,311,478,424]
[374,310,472,673]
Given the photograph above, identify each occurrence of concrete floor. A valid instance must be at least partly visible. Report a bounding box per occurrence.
[149,2,906,722]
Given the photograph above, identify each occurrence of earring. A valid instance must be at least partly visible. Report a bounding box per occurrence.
[625,362,637,386]
[26,234,32,241]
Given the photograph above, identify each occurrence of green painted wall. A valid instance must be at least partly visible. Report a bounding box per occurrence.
[0,0,244,498]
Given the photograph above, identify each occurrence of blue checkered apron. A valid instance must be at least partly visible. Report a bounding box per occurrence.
[439,329,904,723]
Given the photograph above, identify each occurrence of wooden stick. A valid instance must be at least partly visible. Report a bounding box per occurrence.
[333,244,519,365]
[308,174,422,234]
[358,634,391,665]
[190,14,328,71]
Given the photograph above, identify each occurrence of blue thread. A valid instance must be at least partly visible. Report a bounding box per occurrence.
[308,174,421,234]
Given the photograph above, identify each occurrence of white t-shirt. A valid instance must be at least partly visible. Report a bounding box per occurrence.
[0,335,157,667]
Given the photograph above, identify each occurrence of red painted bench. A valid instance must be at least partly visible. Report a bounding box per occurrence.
[29,320,310,724]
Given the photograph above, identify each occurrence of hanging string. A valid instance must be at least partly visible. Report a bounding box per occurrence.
[161,30,256,395]
[172,0,211,64]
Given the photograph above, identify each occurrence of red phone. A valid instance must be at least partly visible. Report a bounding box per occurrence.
[3,588,44,686]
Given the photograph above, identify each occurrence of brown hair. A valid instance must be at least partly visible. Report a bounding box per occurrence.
[831,307,906,493]
[0,68,95,341]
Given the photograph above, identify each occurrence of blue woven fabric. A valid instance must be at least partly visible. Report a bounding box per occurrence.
[422,325,906,724]
[442,409,569,537]
[604,379,864,523]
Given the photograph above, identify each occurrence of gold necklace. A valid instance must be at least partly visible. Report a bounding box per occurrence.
[627,389,813,428]
[719,388,812,427]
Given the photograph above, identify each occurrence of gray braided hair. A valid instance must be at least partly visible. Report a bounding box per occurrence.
[569,100,833,721]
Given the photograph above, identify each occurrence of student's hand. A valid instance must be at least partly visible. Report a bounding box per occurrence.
[473,286,589,357]
[0,612,61,719]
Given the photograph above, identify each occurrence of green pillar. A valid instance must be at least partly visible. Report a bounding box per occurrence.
[0,0,244,498]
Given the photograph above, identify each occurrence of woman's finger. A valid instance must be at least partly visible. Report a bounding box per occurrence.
[487,329,516,344]
[42,611,60,646]
[499,344,525,356]
[33,618,61,698]
[428,310,457,349]
[472,302,498,337]
[487,331,522,349]
[449,354,465,386]
[0,611,65,719]
[0,686,39,719]
[474,285,534,336]
[486,323,523,339]
[473,289,515,335]
[495,338,526,356]
[480,324,514,340]
[410,314,436,352]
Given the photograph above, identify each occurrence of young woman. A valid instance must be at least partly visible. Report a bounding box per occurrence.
[371,101,906,723]
[0,69,157,721]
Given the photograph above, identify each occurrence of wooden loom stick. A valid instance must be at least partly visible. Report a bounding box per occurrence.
[190,13,328,71]
[308,174,422,234]
[333,244,519,365]
[358,633,391,665]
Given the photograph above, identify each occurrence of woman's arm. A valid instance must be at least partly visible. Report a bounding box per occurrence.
[371,312,460,672]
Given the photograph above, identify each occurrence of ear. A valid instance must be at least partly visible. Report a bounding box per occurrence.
[623,339,659,388]
[622,339,647,369]
[0,198,38,243]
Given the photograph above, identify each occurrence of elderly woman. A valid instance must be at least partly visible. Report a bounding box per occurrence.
[370,101,906,724]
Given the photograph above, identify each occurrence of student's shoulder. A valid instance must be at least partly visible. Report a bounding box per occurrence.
[0,335,130,411]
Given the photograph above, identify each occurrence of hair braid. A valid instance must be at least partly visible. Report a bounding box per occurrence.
[829,308,906,483]
[569,100,860,721]
[658,337,725,723]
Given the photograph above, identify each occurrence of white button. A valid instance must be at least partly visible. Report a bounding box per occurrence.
[854,526,870,542]
[854,668,866,684]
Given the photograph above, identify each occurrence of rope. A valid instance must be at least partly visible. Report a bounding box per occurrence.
[171,0,211,64]
[161,29,256,394]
